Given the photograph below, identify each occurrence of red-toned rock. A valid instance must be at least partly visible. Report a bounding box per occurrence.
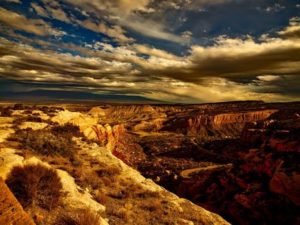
[270,172,300,206]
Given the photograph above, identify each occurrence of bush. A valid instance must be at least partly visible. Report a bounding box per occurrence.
[13,103,25,110]
[56,208,102,225]
[12,115,43,127]
[95,165,121,177]
[6,164,62,210]
[10,129,76,156]
[51,123,82,138]
[0,107,12,116]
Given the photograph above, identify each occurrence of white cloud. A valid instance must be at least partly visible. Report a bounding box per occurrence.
[60,0,192,43]
[257,75,281,82]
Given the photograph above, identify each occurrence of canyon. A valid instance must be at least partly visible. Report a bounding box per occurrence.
[0,101,299,225]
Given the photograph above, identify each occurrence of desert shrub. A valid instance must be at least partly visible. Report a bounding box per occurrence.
[94,191,109,205]
[95,165,122,177]
[72,170,102,190]
[39,106,64,115]
[56,208,102,225]
[0,106,12,116]
[13,115,43,127]
[108,207,130,221]
[13,103,25,110]
[23,109,33,114]
[51,123,82,138]
[6,164,62,210]
[26,115,43,122]
[10,128,76,156]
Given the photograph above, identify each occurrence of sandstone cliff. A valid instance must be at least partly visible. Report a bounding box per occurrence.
[164,109,277,140]
[0,178,36,225]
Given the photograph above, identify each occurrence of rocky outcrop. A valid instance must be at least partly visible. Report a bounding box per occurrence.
[133,118,165,132]
[0,178,36,225]
[107,105,156,114]
[52,110,146,166]
[88,106,106,117]
[211,110,277,126]
[85,124,146,167]
[104,105,157,119]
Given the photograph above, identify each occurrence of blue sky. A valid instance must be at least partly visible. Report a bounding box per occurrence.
[0,0,299,103]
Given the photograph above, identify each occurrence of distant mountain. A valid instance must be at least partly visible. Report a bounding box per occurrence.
[0,89,163,104]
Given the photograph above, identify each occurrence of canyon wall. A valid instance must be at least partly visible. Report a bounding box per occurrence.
[164,109,277,140]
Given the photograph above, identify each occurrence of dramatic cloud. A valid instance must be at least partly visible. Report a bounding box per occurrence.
[0,38,134,82]
[0,7,64,36]
[118,17,192,43]
[31,3,70,23]
[278,17,300,39]
[59,0,193,43]
[185,35,300,80]
[80,20,134,43]
[1,0,300,103]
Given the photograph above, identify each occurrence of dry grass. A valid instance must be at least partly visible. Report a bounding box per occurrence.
[94,191,109,205]
[72,169,103,190]
[70,163,121,191]
[95,165,122,177]
[9,128,76,157]
[6,164,63,210]
[55,208,102,225]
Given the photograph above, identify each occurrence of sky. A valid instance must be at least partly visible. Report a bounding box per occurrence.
[0,0,299,103]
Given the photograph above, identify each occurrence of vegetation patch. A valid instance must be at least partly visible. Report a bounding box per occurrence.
[51,123,83,138]
[6,164,63,210]
[55,208,102,225]
[0,106,12,117]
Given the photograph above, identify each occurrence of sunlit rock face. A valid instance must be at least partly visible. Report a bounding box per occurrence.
[0,178,36,225]
[162,108,277,140]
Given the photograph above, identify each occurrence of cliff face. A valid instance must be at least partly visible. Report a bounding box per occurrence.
[169,111,300,225]
[105,105,158,119]
[164,109,277,140]
[86,123,146,167]
[211,110,277,126]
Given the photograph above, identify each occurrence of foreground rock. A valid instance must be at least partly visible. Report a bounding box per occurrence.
[0,178,36,225]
